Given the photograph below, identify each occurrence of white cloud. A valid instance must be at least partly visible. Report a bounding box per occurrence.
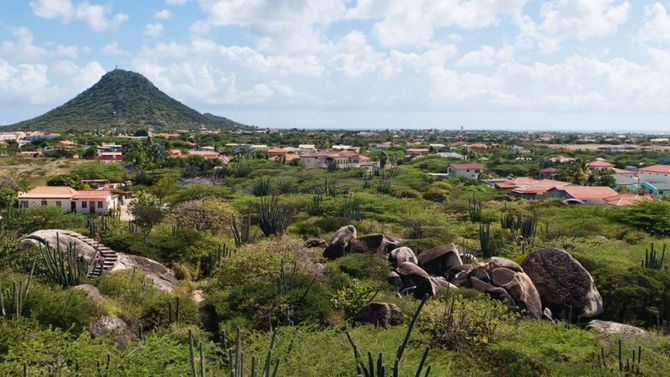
[30,0,128,31]
[456,45,497,67]
[145,23,164,38]
[516,0,630,53]
[101,41,129,56]
[0,27,48,61]
[639,2,670,46]
[155,9,173,20]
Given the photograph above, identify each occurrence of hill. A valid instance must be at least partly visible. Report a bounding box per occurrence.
[2,69,249,132]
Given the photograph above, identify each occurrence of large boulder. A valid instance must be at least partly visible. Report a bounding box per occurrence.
[417,243,463,276]
[490,267,543,319]
[19,230,177,291]
[323,225,357,259]
[88,315,136,347]
[389,247,417,267]
[356,302,400,327]
[587,320,646,336]
[395,262,431,288]
[348,234,401,256]
[521,248,603,319]
[69,284,103,302]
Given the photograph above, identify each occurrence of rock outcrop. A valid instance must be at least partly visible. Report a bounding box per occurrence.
[587,320,646,336]
[323,225,357,259]
[389,246,418,267]
[417,243,463,276]
[348,234,402,256]
[521,248,603,319]
[356,302,400,327]
[19,229,177,291]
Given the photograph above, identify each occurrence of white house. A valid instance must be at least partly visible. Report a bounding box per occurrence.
[638,164,670,183]
[447,163,483,180]
[18,186,118,215]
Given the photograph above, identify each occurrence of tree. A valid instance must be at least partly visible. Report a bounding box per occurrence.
[379,151,388,169]
[149,176,178,204]
[129,195,164,242]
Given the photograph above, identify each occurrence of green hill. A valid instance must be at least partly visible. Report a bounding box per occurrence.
[2,69,249,132]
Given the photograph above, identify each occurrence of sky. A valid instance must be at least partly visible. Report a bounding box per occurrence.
[2,0,670,132]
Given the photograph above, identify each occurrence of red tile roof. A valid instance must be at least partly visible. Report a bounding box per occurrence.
[639,164,670,174]
[555,186,618,200]
[588,160,616,168]
[73,190,112,200]
[603,194,652,207]
[19,186,78,199]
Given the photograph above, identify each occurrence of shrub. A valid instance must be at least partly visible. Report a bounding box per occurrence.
[25,284,97,334]
[170,199,237,236]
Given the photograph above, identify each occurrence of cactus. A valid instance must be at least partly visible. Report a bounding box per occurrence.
[479,223,496,258]
[39,233,88,287]
[207,244,236,276]
[346,295,431,377]
[256,195,291,236]
[252,177,273,196]
[642,243,665,270]
[340,194,364,221]
[221,327,280,377]
[468,193,482,223]
[231,214,252,247]
[323,178,338,197]
[596,339,643,376]
[308,191,324,216]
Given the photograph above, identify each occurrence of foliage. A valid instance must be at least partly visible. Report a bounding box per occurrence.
[170,199,237,236]
[255,195,291,236]
[611,200,670,236]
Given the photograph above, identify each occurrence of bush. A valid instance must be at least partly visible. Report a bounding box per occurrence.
[170,199,237,236]
[25,284,98,334]
[611,200,670,236]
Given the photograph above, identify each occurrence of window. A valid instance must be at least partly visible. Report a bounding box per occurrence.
[97,201,103,208]
[41,200,47,206]
[82,201,87,208]
[56,201,61,207]
[20,200,28,208]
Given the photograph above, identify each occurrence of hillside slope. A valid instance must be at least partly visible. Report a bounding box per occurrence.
[3,69,248,132]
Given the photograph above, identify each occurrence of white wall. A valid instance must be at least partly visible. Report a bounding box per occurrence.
[639,171,670,184]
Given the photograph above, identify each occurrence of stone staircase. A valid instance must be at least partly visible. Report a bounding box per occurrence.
[60,231,119,278]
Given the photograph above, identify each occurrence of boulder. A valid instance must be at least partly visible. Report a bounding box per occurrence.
[395,262,431,288]
[467,265,491,283]
[323,225,357,259]
[69,284,103,302]
[348,234,401,256]
[587,320,646,336]
[387,271,402,287]
[304,238,326,248]
[356,302,400,327]
[489,257,523,272]
[88,315,136,347]
[417,243,463,276]
[19,230,177,291]
[491,268,543,319]
[446,264,472,282]
[543,307,554,321]
[389,247,418,267]
[521,248,603,319]
[470,277,515,308]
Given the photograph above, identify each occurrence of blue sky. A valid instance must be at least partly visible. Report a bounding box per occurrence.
[2,0,670,132]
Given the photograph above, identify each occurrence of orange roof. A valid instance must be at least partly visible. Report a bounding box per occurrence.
[268,147,287,153]
[588,160,616,168]
[556,186,618,200]
[502,177,571,194]
[639,164,670,174]
[612,168,636,175]
[73,190,112,200]
[19,186,77,199]
[540,167,557,173]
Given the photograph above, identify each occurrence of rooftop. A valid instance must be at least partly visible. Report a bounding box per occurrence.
[19,186,78,199]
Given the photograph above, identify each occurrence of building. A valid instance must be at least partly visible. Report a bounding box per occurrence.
[18,186,118,214]
[638,164,670,183]
[611,168,638,187]
[495,177,571,199]
[447,163,483,180]
[640,182,670,197]
[97,151,123,161]
[587,159,616,171]
[301,150,371,169]
[404,148,429,160]
[602,194,652,206]
[539,167,557,179]
[548,156,576,164]
[547,186,618,205]
[436,151,466,160]
[98,143,123,152]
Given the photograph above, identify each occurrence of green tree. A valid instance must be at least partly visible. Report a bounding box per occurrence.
[129,195,164,242]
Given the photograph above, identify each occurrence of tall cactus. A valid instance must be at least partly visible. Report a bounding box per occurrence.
[220,327,280,377]
[468,192,482,223]
[39,233,88,287]
[642,243,665,270]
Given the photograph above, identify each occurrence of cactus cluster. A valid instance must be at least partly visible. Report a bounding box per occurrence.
[220,328,280,377]
[231,214,253,247]
[256,195,291,236]
[479,223,496,258]
[207,244,236,276]
[596,339,643,376]
[346,295,431,377]
[500,212,538,243]
[252,177,273,197]
[468,193,482,223]
[642,243,665,270]
[340,194,364,221]
[39,233,88,288]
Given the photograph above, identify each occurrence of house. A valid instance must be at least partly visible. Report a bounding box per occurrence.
[611,168,638,187]
[268,147,288,159]
[548,156,575,164]
[539,167,557,179]
[18,186,118,214]
[650,138,669,144]
[298,144,316,152]
[496,177,571,199]
[547,186,618,205]
[436,152,466,160]
[602,194,652,207]
[638,164,670,183]
[332,145,360,152]
[301,150,371,169]
[405,148,429,160]
[97,151,123,161]
[640,182,670,197]
[447,163,483,180]
[98,143,123,152]
[587,159,616,171]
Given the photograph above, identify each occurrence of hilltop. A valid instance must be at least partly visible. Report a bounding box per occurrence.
[2,69,249,132]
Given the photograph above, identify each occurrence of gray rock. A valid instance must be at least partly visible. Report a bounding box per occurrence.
[387,271,402,287]
[356,302,400,327]
[88,315,136,347]
[587,320,646,336]
[304,238,326,248]
[489,257,523,272]
[521,248,604,319]
[389,247,417,267]
[395,262,431,288]
[348,234,401,256]
[69,284,103,302]
[470,277,515,308]
[323,225,357,259]
[417,243,463,276]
